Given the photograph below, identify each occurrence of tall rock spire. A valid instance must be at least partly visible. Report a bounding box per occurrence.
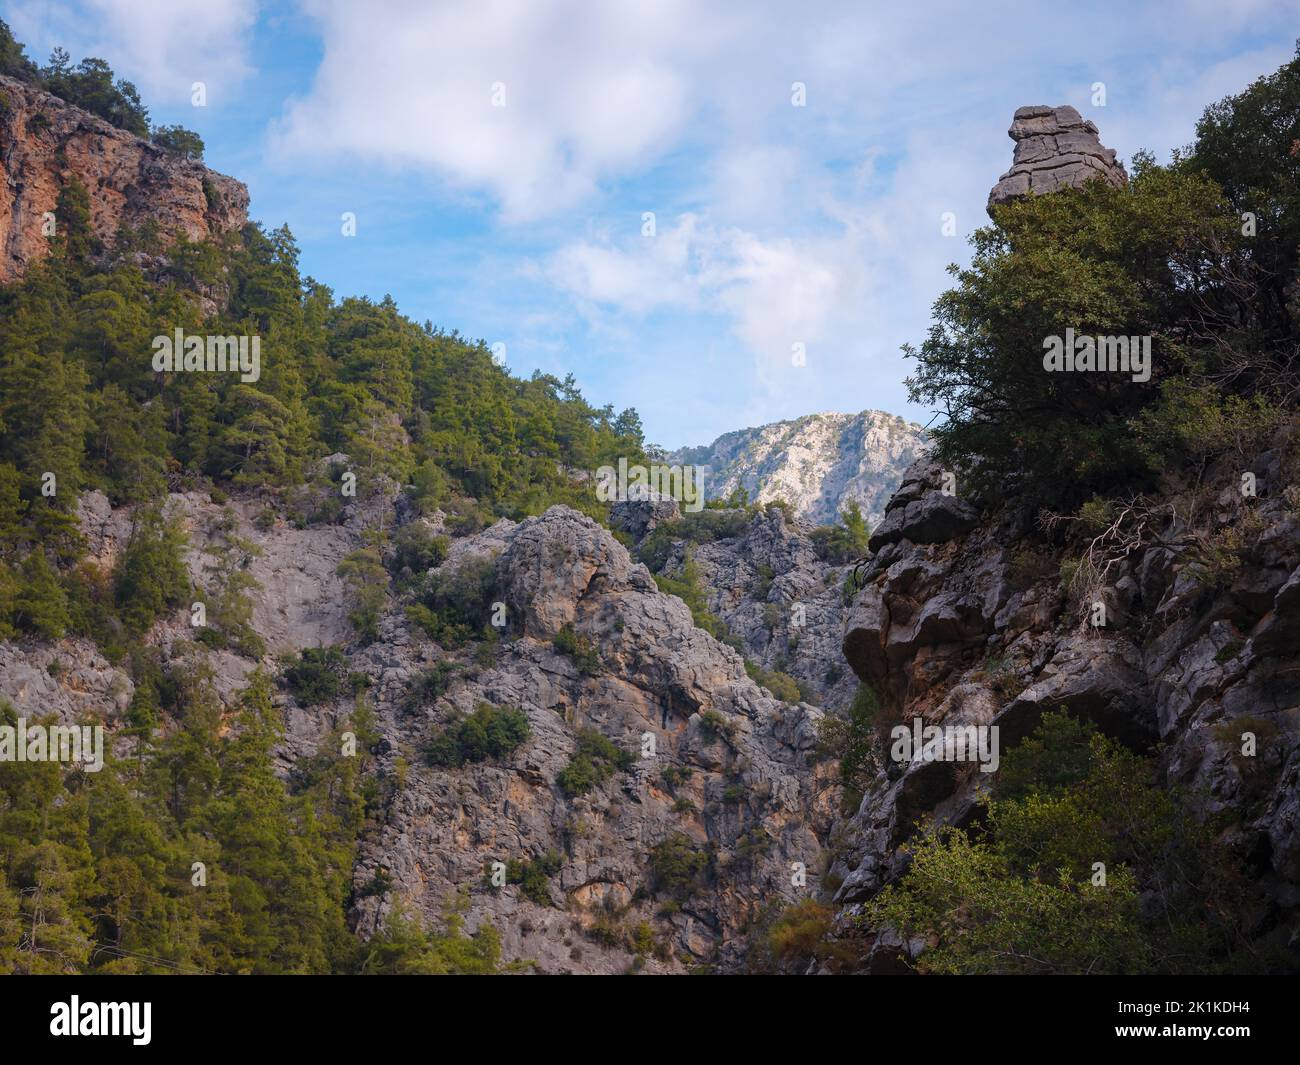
[987,104,1127,215]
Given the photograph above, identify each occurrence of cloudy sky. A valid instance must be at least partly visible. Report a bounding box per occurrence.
[6,1,1299,448]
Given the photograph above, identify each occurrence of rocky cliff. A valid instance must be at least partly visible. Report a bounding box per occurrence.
[0,484,840,973]
[834,446,1300,965]
[815,104,1299,970]
[0,73,248,282]
[629,499,862,713]
[671,410,926,526]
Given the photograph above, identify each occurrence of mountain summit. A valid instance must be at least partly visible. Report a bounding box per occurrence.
[671,410,925,526]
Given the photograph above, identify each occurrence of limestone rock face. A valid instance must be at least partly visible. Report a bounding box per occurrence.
[987,104,1127,215]
[867,457,980,550]
[682,504,861,712]
[350,506,837,972]
[0,74,248,283]
[671,410,926,526]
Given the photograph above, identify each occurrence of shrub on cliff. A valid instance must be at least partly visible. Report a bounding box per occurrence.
[648,833,710,903]
[817,683,881,794]
[359,899,501,975]
[553,621,601,675]
[556,727,633,796]
[425,702,530,768]
[744,659,802,703]
[405,556,497,648]
[863,712,1271,974]
[810,499,870,564]
[337,545,387,644]
[504,852,562,907]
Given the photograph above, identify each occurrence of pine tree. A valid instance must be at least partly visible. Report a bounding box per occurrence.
[13,550,70,639]
[114,505,189,635]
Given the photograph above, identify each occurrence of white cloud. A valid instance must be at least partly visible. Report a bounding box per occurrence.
[544,212,874,384]
[271,0,711,219]
[8,0,258,104]
[23,0,1300,444]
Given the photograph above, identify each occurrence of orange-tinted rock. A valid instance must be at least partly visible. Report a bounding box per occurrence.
[0,74,247,282]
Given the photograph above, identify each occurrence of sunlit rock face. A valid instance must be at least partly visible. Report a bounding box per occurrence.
[0,73,248,284]
[671,410,926,527]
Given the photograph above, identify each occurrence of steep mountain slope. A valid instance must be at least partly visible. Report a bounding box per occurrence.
[0,483,838,973]
[670,411,925,525]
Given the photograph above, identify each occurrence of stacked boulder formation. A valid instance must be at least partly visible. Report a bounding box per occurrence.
[987,104,1127,214]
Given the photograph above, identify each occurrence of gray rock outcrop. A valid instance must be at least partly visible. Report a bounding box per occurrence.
[987,104,1127,215]
[350,505,837,972]
[1,486,838,974]
[836,449,1300,964]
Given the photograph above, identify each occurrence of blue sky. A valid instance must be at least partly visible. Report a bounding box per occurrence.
[6,1,1300,448]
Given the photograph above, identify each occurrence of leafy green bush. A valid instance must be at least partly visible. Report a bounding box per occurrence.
[638,508,751,572]
[648,833,709,902]
[553,622,600,675]
[651,549,736,646]
[696,709,736,744]
[557,727,634,797]
[425,702,530,768]
[388,523,449,581]
[864,712,1271,974]
[404,662,458,711]
[406,556,496,648]
[817,683,880,792]
[337,546,387,643]
[505,851,563,907]
[810,500,871,564]
[360,899,500,974]
[283,647,347,705]
[745,660,802,703]
[660,765,692,791]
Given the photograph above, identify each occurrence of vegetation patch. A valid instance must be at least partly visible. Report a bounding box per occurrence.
[553,622,601,675]
[557,727,634,797]
[425,702,530,768]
